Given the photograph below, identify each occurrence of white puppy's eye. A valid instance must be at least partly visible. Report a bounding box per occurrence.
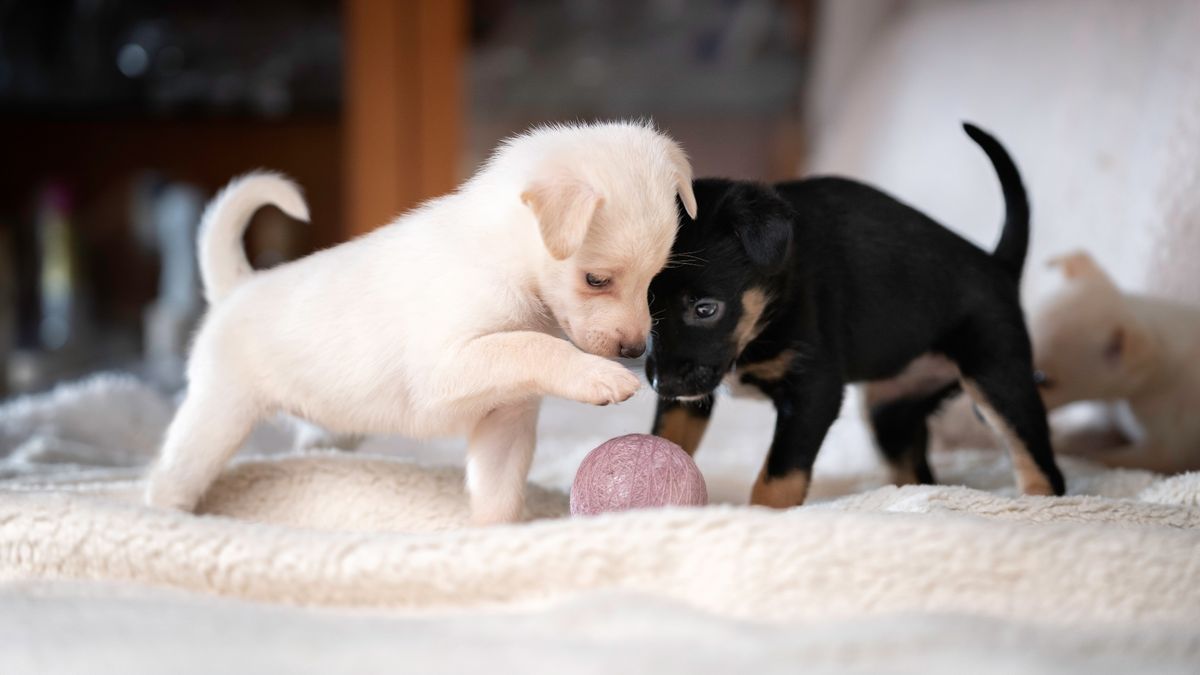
[585,273,610,288]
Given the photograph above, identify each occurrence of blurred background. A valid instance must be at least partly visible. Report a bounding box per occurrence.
[0,0,809,397]
[0,0,1196,400]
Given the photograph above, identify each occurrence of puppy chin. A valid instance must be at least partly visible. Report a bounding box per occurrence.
[650,379,716,402]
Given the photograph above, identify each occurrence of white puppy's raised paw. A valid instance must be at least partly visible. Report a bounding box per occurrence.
[567,357,641,406]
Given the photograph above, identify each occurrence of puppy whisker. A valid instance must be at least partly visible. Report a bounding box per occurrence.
[665,249,708,269]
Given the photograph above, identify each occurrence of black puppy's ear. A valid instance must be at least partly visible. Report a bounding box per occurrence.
[733,191,793,272]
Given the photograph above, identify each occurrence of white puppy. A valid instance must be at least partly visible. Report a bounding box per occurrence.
[144,121,697,524]
[1028,251,1200,473]
[923,251,1200,474]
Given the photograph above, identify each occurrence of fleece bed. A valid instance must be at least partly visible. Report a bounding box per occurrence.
[0,374,1197,673]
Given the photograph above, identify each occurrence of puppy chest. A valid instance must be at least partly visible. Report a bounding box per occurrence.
[727,348,804,400]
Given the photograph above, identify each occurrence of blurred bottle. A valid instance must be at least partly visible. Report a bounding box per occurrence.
[133,176,204,391]
[7,183,90,393]
[36,185,78,351]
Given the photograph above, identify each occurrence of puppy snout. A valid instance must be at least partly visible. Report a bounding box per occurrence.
[619,341,646,359]
[650,359,720,398]
[689,362,719,384]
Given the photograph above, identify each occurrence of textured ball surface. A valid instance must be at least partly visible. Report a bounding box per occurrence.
[570,433,708,516]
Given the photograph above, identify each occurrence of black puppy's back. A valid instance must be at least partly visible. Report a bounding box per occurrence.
[772,130,1029,382]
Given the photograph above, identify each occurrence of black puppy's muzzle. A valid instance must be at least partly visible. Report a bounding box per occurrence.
[646,355,724,399]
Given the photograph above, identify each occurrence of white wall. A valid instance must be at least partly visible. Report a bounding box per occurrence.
[806,0,1200,306]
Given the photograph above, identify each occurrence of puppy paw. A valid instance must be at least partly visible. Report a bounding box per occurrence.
[143,472,201,512]
[568,358,641,406]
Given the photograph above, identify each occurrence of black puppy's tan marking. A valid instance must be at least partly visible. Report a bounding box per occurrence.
[961,380,1055,495]
[751,466,809,508]
[738,349,799,382]
[652,397,712,456]
[732,289,770,351]
[646,123,1065,507]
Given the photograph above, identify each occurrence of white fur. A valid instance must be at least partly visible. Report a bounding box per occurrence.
[1030,251,1200,473]
[144,121,696,524]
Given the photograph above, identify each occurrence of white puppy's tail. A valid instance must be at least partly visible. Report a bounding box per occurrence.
[199,171,309,304]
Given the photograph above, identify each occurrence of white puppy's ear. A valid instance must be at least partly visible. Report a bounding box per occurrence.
[665,142,698,219]
[522,178,602,260]
[677,175,698,220]
[1104,321,1154,371]
[1047,251,1109,283]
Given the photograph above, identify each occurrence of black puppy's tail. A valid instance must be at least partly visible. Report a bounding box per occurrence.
[963,122,1029,280]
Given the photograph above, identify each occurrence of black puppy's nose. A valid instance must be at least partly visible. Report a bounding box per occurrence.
[619,341,646,359]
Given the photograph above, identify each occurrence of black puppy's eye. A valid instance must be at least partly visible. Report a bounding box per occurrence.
[585,273,610,288]
[684,297,724,325]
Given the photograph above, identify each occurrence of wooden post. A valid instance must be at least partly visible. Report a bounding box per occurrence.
[343,0,464,238]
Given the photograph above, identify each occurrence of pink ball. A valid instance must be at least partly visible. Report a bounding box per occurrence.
[570,433,708,516]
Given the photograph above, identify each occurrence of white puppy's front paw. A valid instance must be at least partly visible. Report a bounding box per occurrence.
[143,466,203,512]
[568,358,641,406]
[144,480,199,512]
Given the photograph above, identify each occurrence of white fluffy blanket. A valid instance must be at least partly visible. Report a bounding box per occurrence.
[1,374,1199,673]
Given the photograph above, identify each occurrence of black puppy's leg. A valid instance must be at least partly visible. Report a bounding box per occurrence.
[651,395,714,456]
[910,435,934,486]
[869,396,935,486]
[751,368,844,508]
[949,319,1066,496]
[959,368,1064,495]
[869,381,960,485]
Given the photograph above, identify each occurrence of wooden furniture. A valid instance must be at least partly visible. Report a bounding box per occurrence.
[0,0,465,247]
[344,0,465,236]
[0,0,465,343]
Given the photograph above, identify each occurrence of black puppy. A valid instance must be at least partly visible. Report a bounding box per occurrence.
[647,123,1065,507]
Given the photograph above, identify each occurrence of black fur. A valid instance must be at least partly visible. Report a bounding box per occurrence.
[647,123,1065,503]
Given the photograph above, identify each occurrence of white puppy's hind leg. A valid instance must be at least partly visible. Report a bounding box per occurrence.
[466,399,540,526]
[144,381,260,511]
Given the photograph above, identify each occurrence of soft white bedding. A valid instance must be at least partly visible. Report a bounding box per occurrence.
[0,374,1198,673]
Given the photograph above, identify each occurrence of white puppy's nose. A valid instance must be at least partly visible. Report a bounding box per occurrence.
[619,341,646,359]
